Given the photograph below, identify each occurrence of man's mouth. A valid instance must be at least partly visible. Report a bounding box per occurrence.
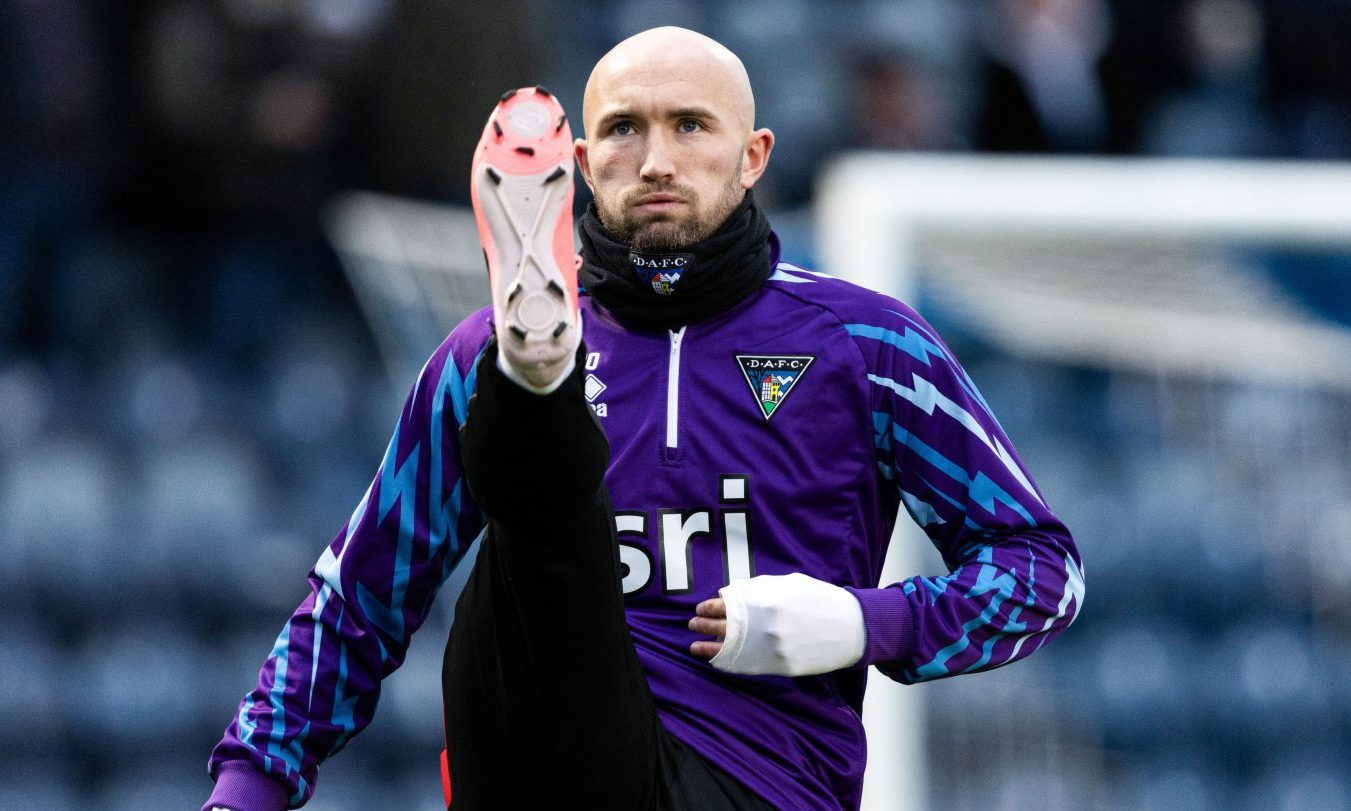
[633,193,684,213]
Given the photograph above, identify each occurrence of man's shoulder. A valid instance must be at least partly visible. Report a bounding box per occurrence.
[761,261,959,379]
[437,306,495,360]
[763,260,922,328]
[449,305,495,340]
[410,307,494,397]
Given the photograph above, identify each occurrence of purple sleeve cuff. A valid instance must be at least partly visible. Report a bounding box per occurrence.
[845,586,917,668]
[202,760,290,811]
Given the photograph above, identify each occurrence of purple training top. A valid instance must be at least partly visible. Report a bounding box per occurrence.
[205,244,1084,810]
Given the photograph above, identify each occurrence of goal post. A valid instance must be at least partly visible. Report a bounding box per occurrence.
[816,154,1351,811]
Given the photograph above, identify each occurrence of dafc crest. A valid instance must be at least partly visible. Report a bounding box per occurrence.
[735,355,815,420]
[630,252,693,296]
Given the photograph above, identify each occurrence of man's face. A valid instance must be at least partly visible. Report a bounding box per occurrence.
[576,47,772,252]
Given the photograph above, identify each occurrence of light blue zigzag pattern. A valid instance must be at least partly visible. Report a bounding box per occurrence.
[235,615,311,800]
[244,347,483,799]
[874,417,986,533]
[356,348,480,650]
[872,412,1036,527]
[867,371,1043,507]
[264,626,291,762]
[779,262,835,279]
[306,585,331,708]
[846,320,994,418]
[329,610,360,754]
[911,544,1049,679]
[350,349,477,702]
[1004,553,1085,665]
[913,546,1018,679]
[430,348,481,569]
[265,625,312,798]
[876,462,986,533]
[768,266,815,284]
[882,310,995,415]
[956,548,1037,675]
[351,423,421,651]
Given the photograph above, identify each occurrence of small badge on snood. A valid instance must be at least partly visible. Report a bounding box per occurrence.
[630,252,695,296]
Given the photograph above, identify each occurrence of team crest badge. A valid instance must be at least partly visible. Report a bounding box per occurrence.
[648,271,681,295]
[736,355,815,420]
[630,252,693,296]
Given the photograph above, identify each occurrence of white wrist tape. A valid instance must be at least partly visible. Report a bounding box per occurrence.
[709,573,867,677]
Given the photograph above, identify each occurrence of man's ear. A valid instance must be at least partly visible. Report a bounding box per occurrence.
[739,128,775,190]
[574,138,595,191]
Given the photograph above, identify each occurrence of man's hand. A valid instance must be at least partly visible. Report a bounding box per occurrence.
[686,573,867,677]
[688,598,728,659]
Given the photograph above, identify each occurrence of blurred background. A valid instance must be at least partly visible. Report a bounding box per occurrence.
[3,0,1351,809]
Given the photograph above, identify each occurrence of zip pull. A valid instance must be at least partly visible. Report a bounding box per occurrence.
[666,327,687,452]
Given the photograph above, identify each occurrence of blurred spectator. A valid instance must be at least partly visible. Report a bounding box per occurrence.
[851,51,957,151]
[0,0,108,353]
[1265,3,1351,158]
[975,0,1114,152]
[1141,0,1275,156]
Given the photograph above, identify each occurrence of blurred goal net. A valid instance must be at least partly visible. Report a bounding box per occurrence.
[326,191,489,384]
[819,156,1351,390]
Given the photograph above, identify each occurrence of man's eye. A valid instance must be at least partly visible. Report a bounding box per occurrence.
[612,122,634,136]
[678,120,702,133]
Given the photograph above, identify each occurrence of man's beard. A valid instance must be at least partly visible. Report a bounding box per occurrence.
[596,173,745,252]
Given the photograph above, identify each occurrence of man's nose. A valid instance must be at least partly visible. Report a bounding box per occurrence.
[639,132,676,182]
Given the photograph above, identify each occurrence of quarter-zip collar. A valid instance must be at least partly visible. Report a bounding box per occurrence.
[664,326,687,459]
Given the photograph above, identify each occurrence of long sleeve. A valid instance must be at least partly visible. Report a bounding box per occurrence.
[843,302,1084,683]
[204,315,491,808]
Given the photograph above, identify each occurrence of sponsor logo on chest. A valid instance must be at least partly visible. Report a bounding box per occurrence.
[616,474,756,596]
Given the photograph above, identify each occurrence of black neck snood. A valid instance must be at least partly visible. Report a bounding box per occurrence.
[578,190,773,332]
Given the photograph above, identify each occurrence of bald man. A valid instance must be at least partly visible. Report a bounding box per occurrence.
[205,26,1082,811]
[576,27,770,255]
